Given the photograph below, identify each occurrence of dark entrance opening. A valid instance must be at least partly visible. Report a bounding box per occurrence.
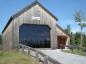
[57,36,67,49]
[19,24,50,48]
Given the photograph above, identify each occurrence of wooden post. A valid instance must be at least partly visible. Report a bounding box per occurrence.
[17,44,20,51]
[43,56,48,64]
[28,47,30,55]
[22,45,24,53]
[36,51,39,62]
[36,51,38,58]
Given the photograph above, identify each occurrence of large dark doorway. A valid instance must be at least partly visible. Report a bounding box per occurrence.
[19,24,50,48]
[57,36,67,49]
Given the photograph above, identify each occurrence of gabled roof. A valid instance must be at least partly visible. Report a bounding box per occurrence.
[2,16,13,33]
[13,1,58,20]
[2,1,58,33]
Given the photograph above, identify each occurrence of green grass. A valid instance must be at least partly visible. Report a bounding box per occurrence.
[63,49,86,56]
[0,45,2,50]
[0,51,38,64]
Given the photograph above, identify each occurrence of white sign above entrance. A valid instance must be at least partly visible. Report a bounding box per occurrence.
[32,16,40,20]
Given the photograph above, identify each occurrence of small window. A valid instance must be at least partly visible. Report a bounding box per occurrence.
[33,7,40,17]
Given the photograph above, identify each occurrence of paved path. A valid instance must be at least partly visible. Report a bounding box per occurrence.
[38,49,86,64]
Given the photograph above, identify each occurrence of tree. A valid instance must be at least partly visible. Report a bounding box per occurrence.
[70,32,75,45]
[74,32,81,45]
[74,10,86,47]
[82,33,86,47]
[64,25,74,45]
[64,24,71,35]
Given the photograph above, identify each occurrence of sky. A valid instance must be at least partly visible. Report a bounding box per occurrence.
[0,0,86,33]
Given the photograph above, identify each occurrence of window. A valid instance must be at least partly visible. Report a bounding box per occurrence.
[33,7,40,17]
[19,24,50,48]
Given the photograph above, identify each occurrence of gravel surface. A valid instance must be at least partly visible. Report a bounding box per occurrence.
[38,49,86,64]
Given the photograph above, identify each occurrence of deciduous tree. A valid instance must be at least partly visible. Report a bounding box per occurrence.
[74,10,86,47]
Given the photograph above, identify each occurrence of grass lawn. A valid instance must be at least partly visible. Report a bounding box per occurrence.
[63,49,86,56]
[0,45,2,50]
[0,51,38,64]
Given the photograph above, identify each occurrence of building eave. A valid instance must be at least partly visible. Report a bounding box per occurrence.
[56,24,70,37]
[2,16,13,33]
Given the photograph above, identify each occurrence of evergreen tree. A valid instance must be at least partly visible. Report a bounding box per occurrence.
[64,24,71,35]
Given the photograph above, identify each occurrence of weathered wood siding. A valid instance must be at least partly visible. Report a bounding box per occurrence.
[2,4,69,50]
[12,4,57,49]
[2,22,13,50]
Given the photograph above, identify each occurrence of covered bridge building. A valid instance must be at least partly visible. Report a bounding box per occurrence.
[2,1,70,50]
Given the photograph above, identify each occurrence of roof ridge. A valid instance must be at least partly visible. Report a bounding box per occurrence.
[12,1,58,20]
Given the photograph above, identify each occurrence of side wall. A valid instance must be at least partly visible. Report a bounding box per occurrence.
[2,22,13,51]
[12,4,57,49]
[56,26,70,47]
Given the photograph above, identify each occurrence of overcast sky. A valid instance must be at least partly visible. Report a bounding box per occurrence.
[0,0,86,33]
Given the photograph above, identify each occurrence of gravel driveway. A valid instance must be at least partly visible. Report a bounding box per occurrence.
[38,49,86,64]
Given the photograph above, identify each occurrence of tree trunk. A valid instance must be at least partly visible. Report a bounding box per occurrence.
[80,26,83,47]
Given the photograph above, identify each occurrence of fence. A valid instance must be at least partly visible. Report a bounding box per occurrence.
[59,44,86,53]
[18,44,61,64]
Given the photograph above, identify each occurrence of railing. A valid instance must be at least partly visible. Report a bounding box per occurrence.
[18,44,61,64]
[59,44,86,53]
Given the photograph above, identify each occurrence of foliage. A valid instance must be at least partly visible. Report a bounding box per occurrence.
[74,10,86,22]
[74,10,86,47]
[70,32,75,45]
[82,33,86,47]
[63,49,86,56]
[70,32,86,47]
[64,25,86,47]
[64,25,71,35]
[0,51,38,64]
